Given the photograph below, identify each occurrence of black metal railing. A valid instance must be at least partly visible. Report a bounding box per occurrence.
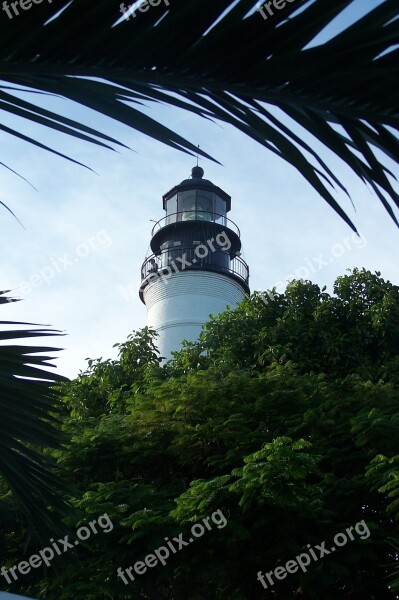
[141,246,249,286]
[151,212,241,238]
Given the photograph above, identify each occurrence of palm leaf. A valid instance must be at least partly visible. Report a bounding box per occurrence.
[0,292,69,537]
[0,0,399,230]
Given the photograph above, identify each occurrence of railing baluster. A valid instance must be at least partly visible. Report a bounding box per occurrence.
[151,212,240,238]
[141,246,249,285]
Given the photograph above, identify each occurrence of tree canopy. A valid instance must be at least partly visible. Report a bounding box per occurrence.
[1,268,398,599]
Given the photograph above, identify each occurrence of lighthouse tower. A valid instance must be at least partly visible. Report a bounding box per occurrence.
[139,167,250,359]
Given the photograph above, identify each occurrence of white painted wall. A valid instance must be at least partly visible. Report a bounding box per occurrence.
[143,270,246,360]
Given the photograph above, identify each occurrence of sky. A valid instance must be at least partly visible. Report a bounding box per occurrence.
[0,0,397,379]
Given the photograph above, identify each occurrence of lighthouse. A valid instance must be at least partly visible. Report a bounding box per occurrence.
[139,167,250,359]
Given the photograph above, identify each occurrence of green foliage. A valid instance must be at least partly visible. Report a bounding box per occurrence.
[62,327,161,417]
[185,268,399,381]
[230,437,322,511]
[367,455,399,521]
[1,270,398,598]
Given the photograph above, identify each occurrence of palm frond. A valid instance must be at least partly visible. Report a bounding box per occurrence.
[1,0,399,229]
[0,292,69,537]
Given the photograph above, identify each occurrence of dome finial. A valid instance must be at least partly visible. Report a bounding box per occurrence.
[192,165,204,179]
[192,144,204,178]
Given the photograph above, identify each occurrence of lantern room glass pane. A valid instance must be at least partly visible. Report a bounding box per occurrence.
[165,194,177,224]
[196,191,214,221]
[179,190,216,222]
[179,191,197,221]
[215,195,227,225]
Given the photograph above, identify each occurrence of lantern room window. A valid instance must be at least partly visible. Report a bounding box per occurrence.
[171,190,227,223]
[165,193,177,224]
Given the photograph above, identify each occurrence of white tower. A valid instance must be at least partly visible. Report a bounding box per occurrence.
[139,167,250,359]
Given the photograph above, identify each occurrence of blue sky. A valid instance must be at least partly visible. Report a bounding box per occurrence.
[0,0,397,378]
